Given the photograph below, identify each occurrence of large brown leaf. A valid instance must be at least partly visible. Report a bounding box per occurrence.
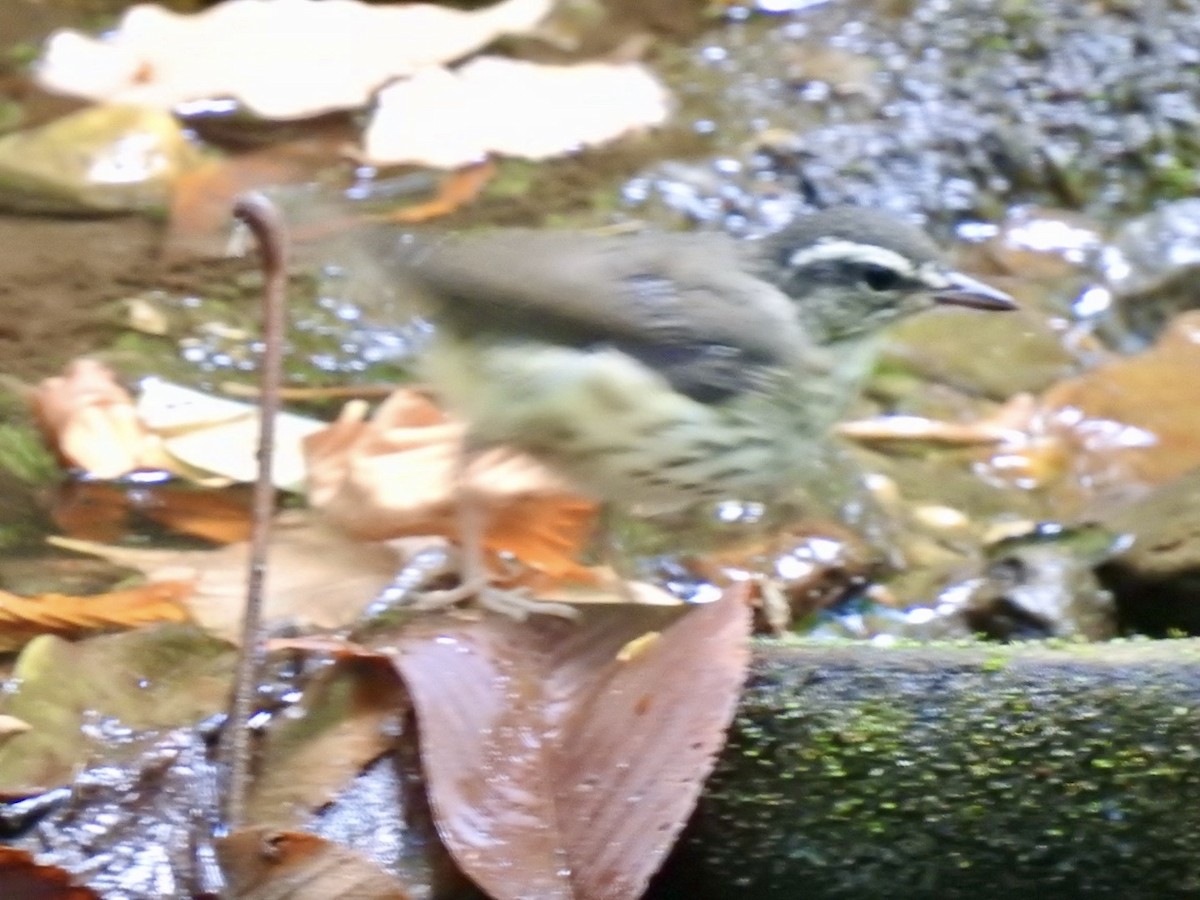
[384,588,751,900]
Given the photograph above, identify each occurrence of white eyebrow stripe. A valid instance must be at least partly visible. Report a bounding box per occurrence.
[915,260,951,288]
[787,240,916,275]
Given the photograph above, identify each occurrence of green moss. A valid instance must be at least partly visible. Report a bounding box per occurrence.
[0,422,57,487]
[653,641,1200,898]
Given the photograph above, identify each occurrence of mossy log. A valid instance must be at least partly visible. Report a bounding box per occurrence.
[651,639,1200,899]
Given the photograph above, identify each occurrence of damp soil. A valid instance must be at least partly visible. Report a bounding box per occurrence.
[0,214,254,382]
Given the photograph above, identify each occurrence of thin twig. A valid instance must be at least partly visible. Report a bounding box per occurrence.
[221,193,289,829]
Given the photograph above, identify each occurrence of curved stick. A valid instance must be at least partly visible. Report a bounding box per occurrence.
[222,193,288,828]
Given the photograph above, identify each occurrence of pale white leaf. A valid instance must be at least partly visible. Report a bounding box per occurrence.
[362,57,672,168]
[136,379,326,490]
[35,0,554,120]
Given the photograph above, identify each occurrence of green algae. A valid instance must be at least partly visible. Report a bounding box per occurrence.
[652,640,1200,898]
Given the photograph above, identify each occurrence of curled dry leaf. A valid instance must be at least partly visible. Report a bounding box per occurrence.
[35,0,553,120]
[304,389,598,584]
[0,581,193,651]
[33,361,324,489]
[362,57,671,168]
[32,359,164,479]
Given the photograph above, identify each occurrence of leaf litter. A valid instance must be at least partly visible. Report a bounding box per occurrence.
[35,0,556,120]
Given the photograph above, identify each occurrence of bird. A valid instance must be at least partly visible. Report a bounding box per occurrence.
[387,207,1016,613]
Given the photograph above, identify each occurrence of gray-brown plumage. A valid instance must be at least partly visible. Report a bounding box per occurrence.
[392,208,1014,513]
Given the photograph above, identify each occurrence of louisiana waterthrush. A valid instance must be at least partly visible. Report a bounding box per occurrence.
[394,208,1015,517]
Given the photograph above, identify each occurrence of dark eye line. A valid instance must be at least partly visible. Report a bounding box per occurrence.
[860,262,903,291]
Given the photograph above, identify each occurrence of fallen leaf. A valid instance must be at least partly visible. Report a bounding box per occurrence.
[0,581,192,651]
[32,359,162,479]
[304,390,598,584]
[136,378,326,490]
[385,587,751,900]
[217,829,413,899]
[49,512,406,642]
[973,311,1200,511]
[51,478,254,544]
[0,624,233,794]
[362,57,670,168]
[34,362,327,489]
[1041,311,1200,491]
[36,0,553,120]
[249,657,407,827]
[0,848,100,899]
[380,160,496,225]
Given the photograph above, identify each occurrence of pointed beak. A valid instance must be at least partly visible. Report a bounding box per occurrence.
[933,272,1017,311]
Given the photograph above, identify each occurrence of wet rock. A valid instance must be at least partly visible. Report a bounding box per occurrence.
[0,104,200,215]
[949,524,1119,641]
[1096,198,1200,347]
[1097,468,1200,636]
[630,0,1200,235]
[811,523,1119,642]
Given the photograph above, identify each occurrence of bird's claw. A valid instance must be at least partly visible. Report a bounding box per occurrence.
[412,578,579,620]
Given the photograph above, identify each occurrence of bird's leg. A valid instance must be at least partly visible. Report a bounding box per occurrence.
[594,504,641,604]
[409,448,578,620]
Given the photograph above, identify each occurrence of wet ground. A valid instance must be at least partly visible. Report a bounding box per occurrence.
[0,215,158,379]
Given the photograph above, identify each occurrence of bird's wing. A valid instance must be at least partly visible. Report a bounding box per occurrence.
[396,230,820,402]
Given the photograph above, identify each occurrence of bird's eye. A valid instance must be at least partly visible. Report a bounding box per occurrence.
[861,263,901,291]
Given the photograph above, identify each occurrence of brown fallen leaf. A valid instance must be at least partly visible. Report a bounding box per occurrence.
[1041,310,1200,492]
[0,581,192,651]
[248,657,407,828]
[958,310,1200,513]
[217,828,413,900]
[380,587,751,900]
[304,389,599,585]
[0,847,100,899]
[48,511,406,642]
[51,478,254,544]
[380,159,496,224]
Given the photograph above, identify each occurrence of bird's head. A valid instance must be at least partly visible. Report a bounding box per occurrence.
[763,208,1016,345]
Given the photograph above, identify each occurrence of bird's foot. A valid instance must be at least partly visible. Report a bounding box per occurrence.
[357,545,579,625]
[412,577,579,621]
